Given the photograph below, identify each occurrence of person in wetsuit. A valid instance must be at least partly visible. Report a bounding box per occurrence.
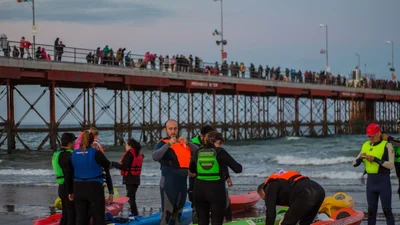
[52,133,76,225]
[67,130,114,225]
[353,123,395,225]
[189,125,214,223]
[257,170,325,225]
[190,131,242,225]
[112,138,144,216]
[190,125,234,222]
[381,118,400,200]
[152,119,198,225]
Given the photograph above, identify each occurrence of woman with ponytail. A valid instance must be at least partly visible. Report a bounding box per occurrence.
[111,138,144,217]
[67,130,114,225]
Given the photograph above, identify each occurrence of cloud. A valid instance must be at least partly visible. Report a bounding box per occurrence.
[0,0,174,24]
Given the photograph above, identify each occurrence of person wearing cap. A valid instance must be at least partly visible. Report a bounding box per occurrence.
[52,133,77,225]
[353,123,395,225]
[381,118,400,200]
[189,131,242,225]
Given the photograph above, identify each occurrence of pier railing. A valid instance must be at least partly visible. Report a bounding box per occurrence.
[5,40,395,89]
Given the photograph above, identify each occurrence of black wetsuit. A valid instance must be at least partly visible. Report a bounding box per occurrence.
[263,178,325,225]
[188,139,233,223]
[58,148,76,225]
[112,151,143,216]
[189,144,242,225]
[224,172,233,222]
[67,148,114,225]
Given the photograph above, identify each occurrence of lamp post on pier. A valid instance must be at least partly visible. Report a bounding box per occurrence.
[386,41,395,76]
[17,0,36,56]
[319,24,329,73]
[213,0,227,66]
[356,53,360,69]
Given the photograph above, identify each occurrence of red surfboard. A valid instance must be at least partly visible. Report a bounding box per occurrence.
[33,196,129,225]
[229,191,261,213]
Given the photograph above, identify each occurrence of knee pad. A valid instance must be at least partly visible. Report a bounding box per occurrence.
[382,208,393,219]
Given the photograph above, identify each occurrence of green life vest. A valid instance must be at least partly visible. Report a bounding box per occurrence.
[191,135,201,146]
[52,150,73,184]
[361,140,387,174]
[196,148,220,181]
[395,146,400,163]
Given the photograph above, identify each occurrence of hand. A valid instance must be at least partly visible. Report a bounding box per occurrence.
[68,194,74,201]
[188,171,196,177]
[178,136,188,145]
[366,155,374,162]
[360,153,367,159]
[108,194,114,204]
[169,137,177,145]
[226,178,233,187]
[381,134,389,141]
[111,161,119,168]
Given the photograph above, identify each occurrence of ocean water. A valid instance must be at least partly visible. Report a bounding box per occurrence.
[0,134,399,224]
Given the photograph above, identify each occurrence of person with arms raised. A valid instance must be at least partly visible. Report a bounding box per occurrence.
[152,119,198,225]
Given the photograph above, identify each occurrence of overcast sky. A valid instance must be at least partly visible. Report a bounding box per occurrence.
[0,0,399,125]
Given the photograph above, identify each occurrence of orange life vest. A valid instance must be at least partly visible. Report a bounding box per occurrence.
[120,149,144,176]
[158,138,191,169]
[264,170,308,186]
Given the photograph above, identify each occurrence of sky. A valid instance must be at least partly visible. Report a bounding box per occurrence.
[0,0,399,126]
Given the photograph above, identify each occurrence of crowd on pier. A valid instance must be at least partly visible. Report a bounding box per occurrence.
[2,36,399,91]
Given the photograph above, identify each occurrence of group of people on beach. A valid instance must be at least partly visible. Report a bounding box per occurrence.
[51,119,400,225]
[52,127,144,225]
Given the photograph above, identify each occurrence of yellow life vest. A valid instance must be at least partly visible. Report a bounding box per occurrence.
[361,140,387,174]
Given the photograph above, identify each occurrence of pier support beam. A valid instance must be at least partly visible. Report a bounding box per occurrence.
[127,86,132,139]
[49,81,57,151]
[6,80,15,154]
[322,97,328,136]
